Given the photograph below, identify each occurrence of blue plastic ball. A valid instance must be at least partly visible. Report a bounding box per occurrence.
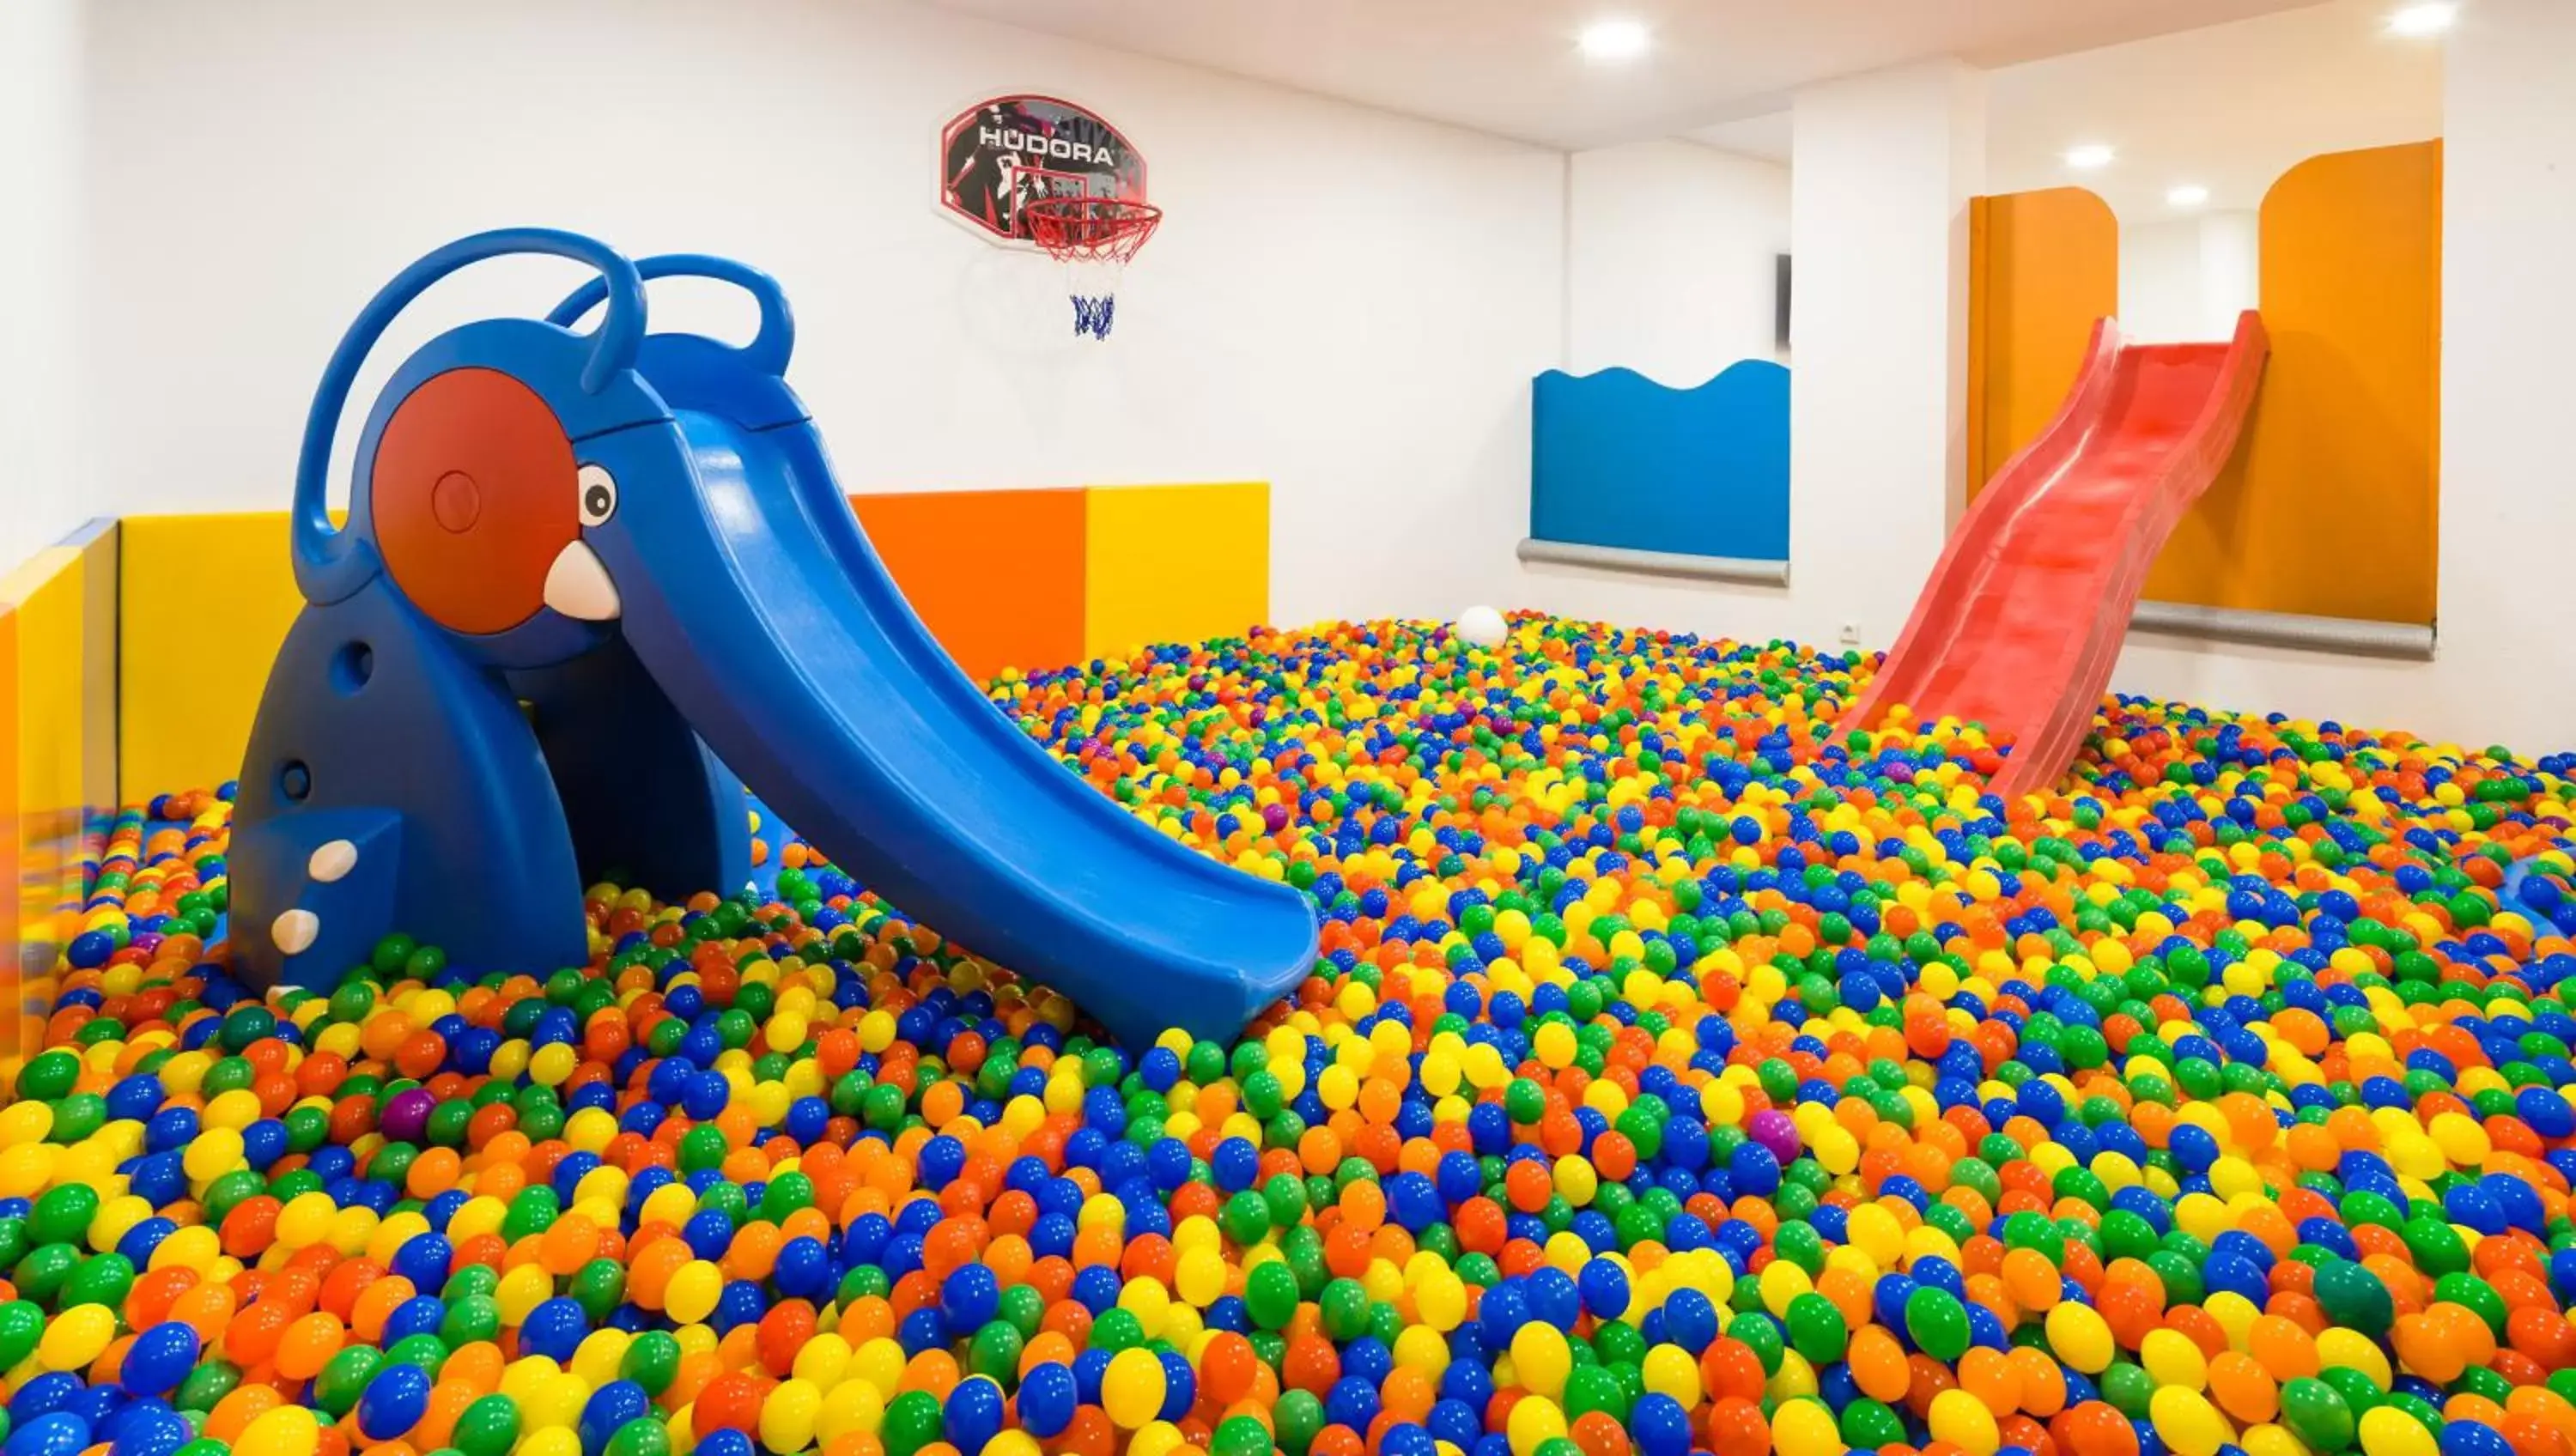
[943,1376,1006,1456]
[580,1382,653,1456]
[116,1324,197,1398]
[1018,1362,1078,1439]
[519,1297,590,1363]
[941,1263,1000,1334]
[356,1362,433,1442]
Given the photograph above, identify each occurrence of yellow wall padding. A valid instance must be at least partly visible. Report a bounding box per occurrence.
[120,513,311,797]
[114,491,1273,803]
[1083,483,1271,661]
[2145,142,2443,623]
[1967,188,2121,498]
[4,546,88,1074]
[1,566,16,1072]
[72,522,118,816]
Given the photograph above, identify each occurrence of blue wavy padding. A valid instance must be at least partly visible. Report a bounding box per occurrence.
[1530,360,1790,561]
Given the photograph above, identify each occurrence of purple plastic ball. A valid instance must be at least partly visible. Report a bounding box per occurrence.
[380,1088,438,1144]
[1747,1108,1800,1162]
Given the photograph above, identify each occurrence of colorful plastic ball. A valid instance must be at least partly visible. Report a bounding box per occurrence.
[232,1407,319,1456]
[519,1297,590,1362]
[1018,1363,1078,1439]
[942,1376,1005,1455]
[2149,1387,2233,1456]
[1102,1347,1167,1429]
[356,1363,432,1442]
[25,616,2576,1456]
[1456,606,1509,647]
[3,1414,93,1456]
[118,1324,199,1397]
[2441,1423,2517,1456]
[2360,1408,2442,1456]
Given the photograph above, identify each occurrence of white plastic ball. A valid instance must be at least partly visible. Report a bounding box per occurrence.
[1456,605,1508,647]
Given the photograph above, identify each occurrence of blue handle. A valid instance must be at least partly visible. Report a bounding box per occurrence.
[293,228,647,604]
[544,254,795,377]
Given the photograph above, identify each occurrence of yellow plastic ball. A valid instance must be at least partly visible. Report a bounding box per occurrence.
[2141,1327,2210,1390]
[665,1260,724,1325]
[1416,1270,1467,1332]
[2359,1406,2440,1456]
[1102,1347,1166,1429]
[1758,1259,1814,1317]
[1119,1278,1172,1338]
[234,1406,322,1456]
[1929,1388,2002,1456]
[1772,1398,1847,1456]
[1641,1344,1702,1408]
[38,1303,117,1371]
[2046,1301,2117,1374]
[817,1380,886,1443]
[2150,1387,2235,1456]
[2316,1328,2391,1388]
[850,1338,904,1398]
[1392,1326,1450,1377]
[181,1126,245,1183]
[760,1377,825,1454]
[496,1264,556,1324]
[1510,1323,1571,1398]
[1176,1247,1228,1307]
[1506,1397,1568,1456]
[792,1333,853,1390]
[525,1373,589,1430]
[2242,1422,2309,1456]
[519,1432,583,1456]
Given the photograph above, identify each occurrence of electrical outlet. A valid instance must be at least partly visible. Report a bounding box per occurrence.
[1838,622,1861,647]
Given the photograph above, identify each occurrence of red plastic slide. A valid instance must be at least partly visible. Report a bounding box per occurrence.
[1841,311,2269,799]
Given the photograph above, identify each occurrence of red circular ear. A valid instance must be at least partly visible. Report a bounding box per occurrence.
[372,367,579,634]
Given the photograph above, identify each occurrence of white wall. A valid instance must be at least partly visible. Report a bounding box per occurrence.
[1983,0,2443,221]
[1789,59,1988,647]
[2197,211,2258,337]
[0,0,87,573]
[2120,220,2200,346]
[76,0,1563,628]
[1517,61,1984,651]
[1564,140,1789,385]
[2118,211,2257,344]
[2111,0,2575,755]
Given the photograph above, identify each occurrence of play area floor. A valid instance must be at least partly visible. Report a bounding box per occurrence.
[14,614,2576,1456]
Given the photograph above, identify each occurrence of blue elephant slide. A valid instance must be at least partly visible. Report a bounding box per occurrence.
[227,229,1316,1049]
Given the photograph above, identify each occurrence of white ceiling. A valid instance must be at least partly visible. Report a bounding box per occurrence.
[923,0,2332,149]
[1690,112,1793,162]
[1985,0,2445,218]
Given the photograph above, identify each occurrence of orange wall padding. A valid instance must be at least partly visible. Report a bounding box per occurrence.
[849,488,1090,682]
[114,488,1261,792]
[1967,188,2120,498]
[2144,142,2443,623]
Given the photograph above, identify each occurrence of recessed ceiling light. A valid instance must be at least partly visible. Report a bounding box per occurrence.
[2168,185,2210,208]
[2064,144,2116,170]
[1577,17,1651,63]
[2387,2,2458,36]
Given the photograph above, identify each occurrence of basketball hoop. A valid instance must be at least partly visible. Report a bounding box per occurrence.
[1023,197,1162,340]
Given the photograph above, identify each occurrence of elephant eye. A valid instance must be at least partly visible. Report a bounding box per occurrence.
[578,464,617,526]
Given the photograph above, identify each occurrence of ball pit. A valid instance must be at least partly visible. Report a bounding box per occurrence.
[13,613,2576,1456]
